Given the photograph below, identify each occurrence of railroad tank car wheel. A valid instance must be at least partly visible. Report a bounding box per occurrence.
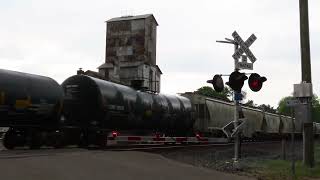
[29,132,42,149]
[77,131,89,148]
[51,131,64,149]
[97,131,108,148]
[227,137,232,143]
[3,130,17,150]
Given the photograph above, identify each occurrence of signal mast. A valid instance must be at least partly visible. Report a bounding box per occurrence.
[207,31,266,165]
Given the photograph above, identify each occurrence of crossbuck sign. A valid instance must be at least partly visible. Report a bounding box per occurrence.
[232,31,257,63]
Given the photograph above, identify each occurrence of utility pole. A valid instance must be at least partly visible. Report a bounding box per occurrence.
[299,0,314,167]
[233,97,241,162]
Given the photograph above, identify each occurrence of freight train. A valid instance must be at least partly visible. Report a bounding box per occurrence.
[0,68,319,149]
[0,69,194,149]
[182,93,320,139]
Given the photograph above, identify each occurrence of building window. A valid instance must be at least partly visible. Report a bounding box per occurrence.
[149,70,153,91]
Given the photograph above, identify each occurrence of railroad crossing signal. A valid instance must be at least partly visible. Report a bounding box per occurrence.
[232,31,257,63]
[214,31,264,163]
[226,71,248,92]
[236,55,253,70]
[213,31,267,93]
[207,75,224,92]
[248,73,267,92]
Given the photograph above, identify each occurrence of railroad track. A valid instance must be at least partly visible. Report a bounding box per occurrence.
[0,138,280,153]
[102,143,231,151]
[102,141,280,152]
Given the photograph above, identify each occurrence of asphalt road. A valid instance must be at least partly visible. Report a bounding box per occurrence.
[0,143,254,180]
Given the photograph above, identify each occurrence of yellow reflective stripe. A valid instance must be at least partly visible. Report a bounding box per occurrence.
[15,96,31,109]
[145,110,152,117]
[58,99,63,114]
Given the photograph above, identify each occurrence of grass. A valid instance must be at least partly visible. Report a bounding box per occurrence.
[250,143,320,180]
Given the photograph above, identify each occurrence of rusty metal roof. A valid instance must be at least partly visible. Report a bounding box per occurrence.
[155,65,162,74]
[106,14,158,25]
[98,61,145,69]
[98,62,113,69]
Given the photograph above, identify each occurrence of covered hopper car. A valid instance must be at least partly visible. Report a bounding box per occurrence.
[182,93,320,139]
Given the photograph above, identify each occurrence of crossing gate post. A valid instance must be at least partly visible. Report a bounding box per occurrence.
[233,44,240,163]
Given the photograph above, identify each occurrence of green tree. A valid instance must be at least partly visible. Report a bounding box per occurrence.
[258,104,277,114]
[277,96,296,116]
[195,86,232,102]
[243,100,276,113]
[277,95,320,122]
[244,100,256,107]
[312,95,320,122]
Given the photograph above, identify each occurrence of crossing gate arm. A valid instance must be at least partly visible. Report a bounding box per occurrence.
[221,118,246,138]
[231,118,246,137]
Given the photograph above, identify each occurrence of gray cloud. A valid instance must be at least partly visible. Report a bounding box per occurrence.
[0,0,319,107]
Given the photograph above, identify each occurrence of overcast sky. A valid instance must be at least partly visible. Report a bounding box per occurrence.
[0,0,319,107]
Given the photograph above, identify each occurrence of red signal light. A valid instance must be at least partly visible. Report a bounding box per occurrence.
[195,133,201,139]
[248,73,267,92]
[111,131,119,138]
[250,80,259,88]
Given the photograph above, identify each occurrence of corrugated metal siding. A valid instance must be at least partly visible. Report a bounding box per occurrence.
[205,99,234,129]
[280,115,294,134]
[315,123,320,134]
[101,15,160,92]
[106,20,145,63]
[264,113,281,133]
[294,119,303,133]
[241,107,264,137]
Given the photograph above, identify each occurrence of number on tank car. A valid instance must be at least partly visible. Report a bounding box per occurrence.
[107,105,124,111]
[66,85,79,88]
[39,99,48,104]
[65,85,80,98]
